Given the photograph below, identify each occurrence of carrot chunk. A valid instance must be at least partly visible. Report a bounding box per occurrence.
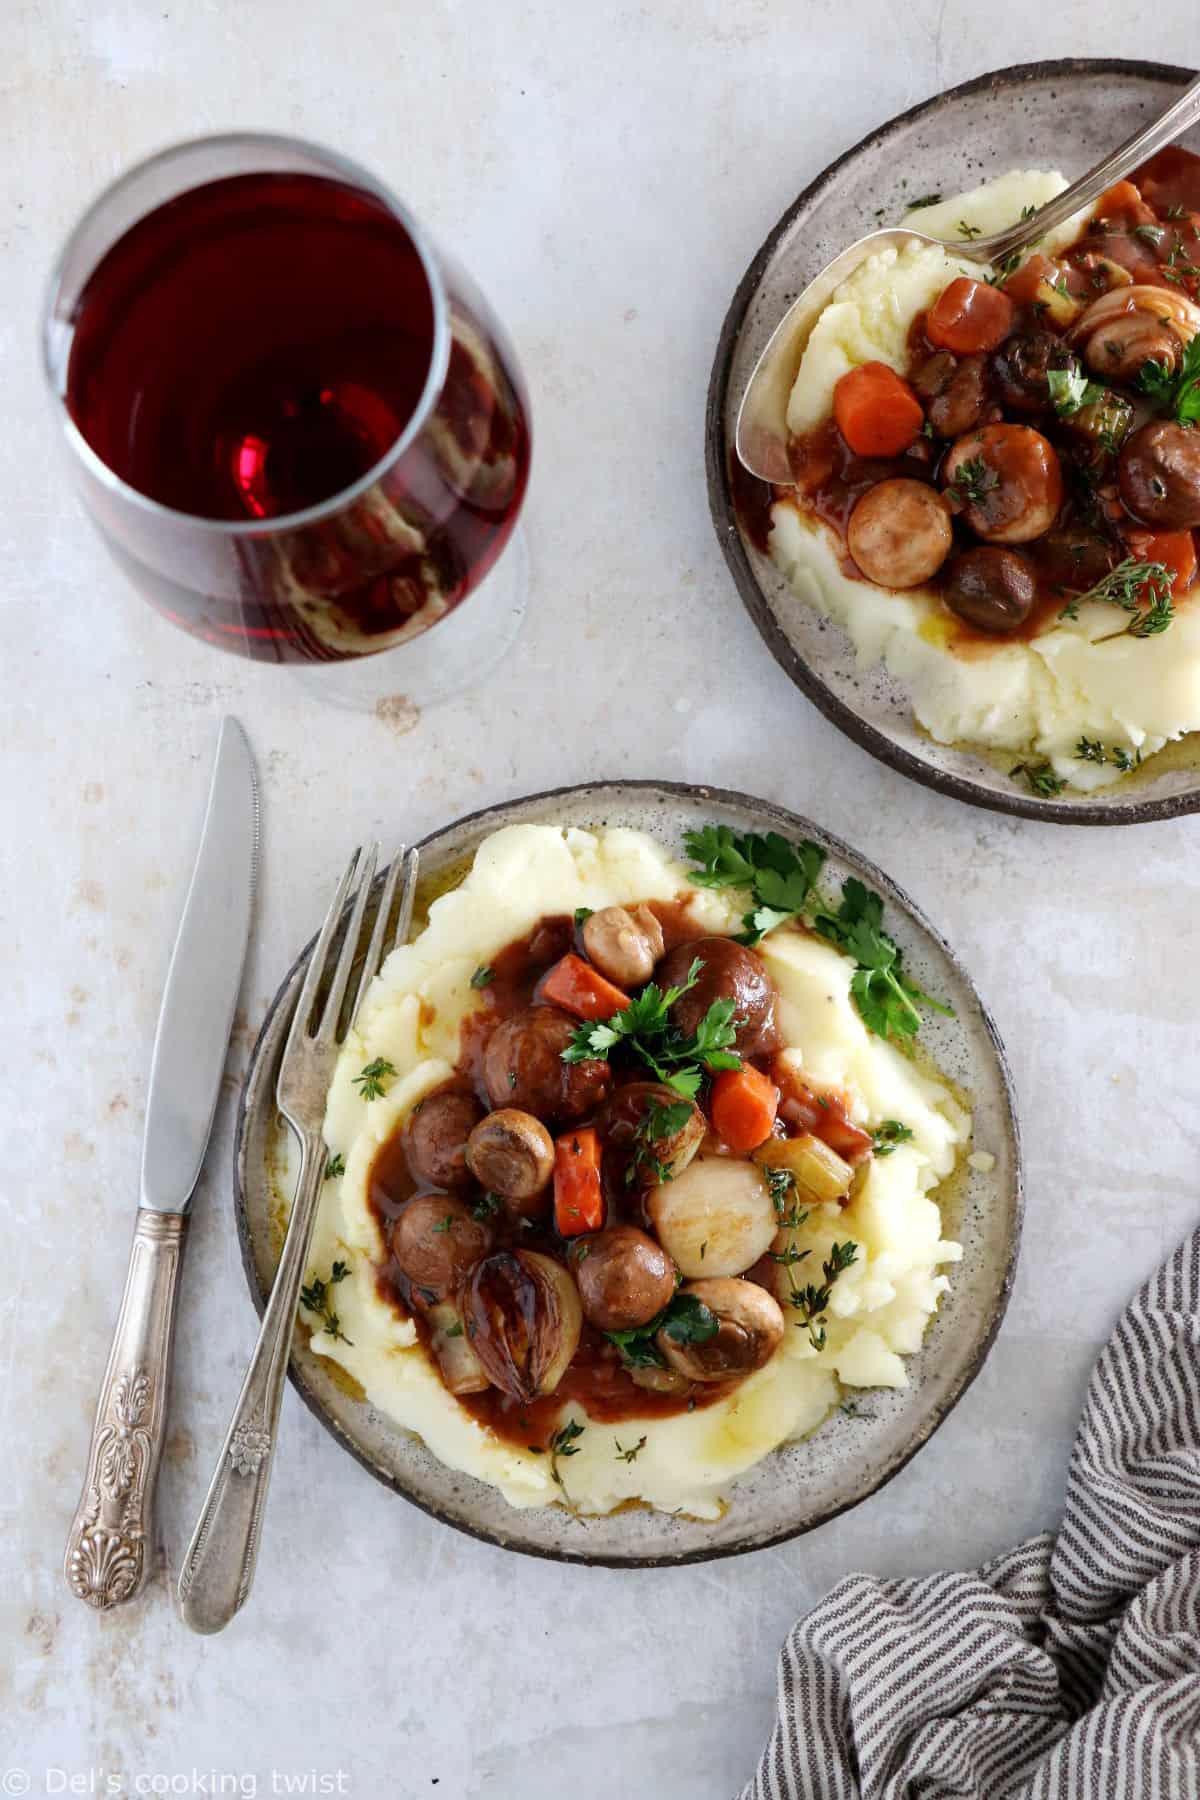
[554,1128,604,1235]
[1122,528,1197,598]
[540,953,631,1022]
[832,361,924,456]
[925,278,1015,354]
[709,1066,779,1153]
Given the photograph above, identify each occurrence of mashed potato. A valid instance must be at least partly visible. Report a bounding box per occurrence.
[771,171,1200,790]
[299,825,967,1519]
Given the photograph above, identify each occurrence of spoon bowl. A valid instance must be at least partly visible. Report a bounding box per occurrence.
[734,71,1200,483]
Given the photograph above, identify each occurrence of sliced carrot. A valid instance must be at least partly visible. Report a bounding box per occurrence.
[1122,528,1197,597]
[540,953,631,1021]
[554,1128,604,1235]
[709,1065,779,1154]
[832,362,924,457]
[925,278,1016,354]
[1095,179,1155,226]
[1001,252,1062,305]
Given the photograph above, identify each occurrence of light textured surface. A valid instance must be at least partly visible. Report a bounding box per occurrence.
[3,7,1198,1797]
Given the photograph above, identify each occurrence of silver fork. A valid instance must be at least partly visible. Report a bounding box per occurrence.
[178,841,418,1634]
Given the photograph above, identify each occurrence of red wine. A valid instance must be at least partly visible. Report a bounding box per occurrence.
[64,171,530,661]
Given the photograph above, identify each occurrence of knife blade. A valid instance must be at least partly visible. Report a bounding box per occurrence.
[64,716,258,1610]
[141,716,259,1212]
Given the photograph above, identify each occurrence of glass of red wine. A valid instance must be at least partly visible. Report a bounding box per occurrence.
[42,133,531,708]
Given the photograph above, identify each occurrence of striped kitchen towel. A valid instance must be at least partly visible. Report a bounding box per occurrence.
[743,1229,1200,1798]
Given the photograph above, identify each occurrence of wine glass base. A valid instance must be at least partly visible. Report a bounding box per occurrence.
[290,527,528,715]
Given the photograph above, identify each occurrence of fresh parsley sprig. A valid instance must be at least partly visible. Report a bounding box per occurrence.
[1047,367,1105,417]
[561,957,740,1100]
[300,1260,353,1344]
[683,826,826,945]
[1136,330,1200,422]
[606,1291,719,1370]
[812,879,954,1047]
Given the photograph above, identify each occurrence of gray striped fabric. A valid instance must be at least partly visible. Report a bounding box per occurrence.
[743,1230,1200,1799]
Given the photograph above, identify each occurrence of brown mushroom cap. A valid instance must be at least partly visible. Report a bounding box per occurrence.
[390,1194,494,1306]
[572,1225,676,1332]
[581,904,666,988]
[465,1109,554,1207]
[657,1278,784,1383]
[404,1089,485,1190]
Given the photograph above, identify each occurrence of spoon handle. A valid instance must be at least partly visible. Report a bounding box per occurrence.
[976,73,1200,262]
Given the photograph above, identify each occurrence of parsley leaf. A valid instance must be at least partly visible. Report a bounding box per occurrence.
[812,879,953,1047]
[606,1291,719,1369]
[1046,367,1105,416]
[1137,330,1200,420]
[324,1151,345,1180]
[469,964,494,989]
[562,956,740,1098]
[683,826,826,945]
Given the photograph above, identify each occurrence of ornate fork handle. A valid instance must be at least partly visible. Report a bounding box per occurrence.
[64,1210,188,1609]
[177,1133,324,1634]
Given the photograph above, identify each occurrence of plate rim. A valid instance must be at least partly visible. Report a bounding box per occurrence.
[705,55,1200,828]
[234,778,1023,1566]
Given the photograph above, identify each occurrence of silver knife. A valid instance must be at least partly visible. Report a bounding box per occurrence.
[64,717,258,1611]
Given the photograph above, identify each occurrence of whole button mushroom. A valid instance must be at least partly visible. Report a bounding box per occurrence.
[1067,285,1200,385]
[655,937,779,1058]
[942,424,1063,544]
[1118,420,1200,529]
[943,547,1037,634]
[390,1194,494,1306]
[404,1089,485,1190]
[846,478,954,588]
[482,1005,612,1124]
[580,904,665,988]
[572,1226,676,1332]
[657,1278,784,1383]
[465,1109,555,1213]
[991,330,1079,413]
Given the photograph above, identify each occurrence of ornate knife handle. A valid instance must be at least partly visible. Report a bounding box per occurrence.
[64,1210,188,1609]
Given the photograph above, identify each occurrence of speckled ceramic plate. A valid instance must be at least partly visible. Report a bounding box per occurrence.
[234,783,1021,1566]
[707,59,1200,825]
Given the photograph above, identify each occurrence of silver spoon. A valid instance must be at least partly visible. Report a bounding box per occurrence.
[735,73,1200,485]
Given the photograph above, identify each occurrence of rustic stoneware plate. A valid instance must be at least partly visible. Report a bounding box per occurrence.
[707,59,1200,825]
[235,783,1021,1566]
